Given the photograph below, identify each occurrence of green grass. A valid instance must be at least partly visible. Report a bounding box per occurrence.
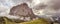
[3,17,50,24]
[20,19,50,24]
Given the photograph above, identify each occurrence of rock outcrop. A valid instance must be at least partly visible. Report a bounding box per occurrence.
[9,3,38,22]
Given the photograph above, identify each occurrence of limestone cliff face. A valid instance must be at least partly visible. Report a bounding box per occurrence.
[9,3,37,21]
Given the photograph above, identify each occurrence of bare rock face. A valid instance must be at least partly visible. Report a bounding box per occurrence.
[9,3,37,22]
[9,3,34,16]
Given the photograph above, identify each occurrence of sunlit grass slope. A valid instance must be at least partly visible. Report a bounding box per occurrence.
[3,17,50,24]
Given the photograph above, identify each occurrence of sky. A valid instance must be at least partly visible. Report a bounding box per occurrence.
[0,0,52,20]
[0,0,60,22]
